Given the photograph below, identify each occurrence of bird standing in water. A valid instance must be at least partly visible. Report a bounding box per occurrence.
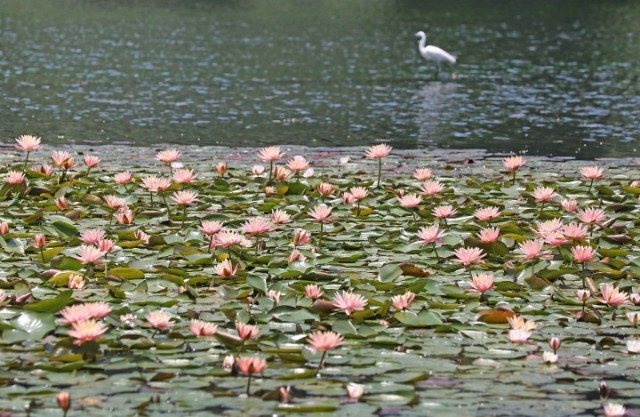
[415,31,456,79]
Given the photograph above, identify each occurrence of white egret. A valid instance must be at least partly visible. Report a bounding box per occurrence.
[415,31,456,79]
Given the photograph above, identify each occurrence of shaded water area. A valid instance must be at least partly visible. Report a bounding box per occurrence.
[2,0,640,158]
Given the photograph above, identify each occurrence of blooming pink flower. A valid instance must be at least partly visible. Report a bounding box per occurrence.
[103,195,126,210]
[474,206,501,222]
[365,143,392,159]
[116,207,135,225]
[214,259,238,278]
[215,161,228,175]
[242,217,273,235]
[288,248,307,264]
[597,284,629,307]
[140,176,172,193]
[266,290,283,303]
[309,205,333,223]
[236,357,267,375]
[171,190,198,206]
[580,166,604,180]
[342,192,357,204]
[200,220,223,235]
[532,187,556,202]
[508,315,538,331]
[68,319,108,345]
[270,209,291,225]
[419,180,445,196]
[97,238,115,254]
[252,165,265,176]
[212,230,244,249]
[36,164,54,176]
[503,155,526,171]
[236,322,260,340]
[453,247,486,266]
[417,225,446,246]
[562,223,588,240]
[113,171,133,184]
[433,205,457,219]
[413,168,433,181]
[349,187,369,201]
[308,331,344,351]
[571,245,596,263]
[477,227,500,243]
[517,240,546,260]
[67,274,85,289]
[287,155,310,172]
[346,383,365,401]
[135,229,150,243]
[333,291,368,316]
[273,165,292,181]
[146,311,174,330]
[15,135,42,152]
[189,319,218,337]
[316,182,334,196]
[258,146,285,162]
[391,291,416,311]
[74,245,105,265]
[508,329,531,344]
[173,168,197,184]
[467,273,494,293]
[292,229,312,246]
[544,232,568,247]
[56,196,69,212]
[5,171,25,185]
[156,148,181,163]
[51,151,73,167]
[83,155,100,168]
[304,284,323,300]
[59,302,112,323]
[603,403,626,417]
[34,233,47,249]
[397,194,422,208]
[577,207,606,225]
[560,199,578,212]
[80,229,106,245]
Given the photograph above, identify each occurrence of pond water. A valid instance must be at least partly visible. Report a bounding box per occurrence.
[2,0,640,158]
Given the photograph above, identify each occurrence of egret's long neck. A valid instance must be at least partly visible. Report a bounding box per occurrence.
[417,34,427,53]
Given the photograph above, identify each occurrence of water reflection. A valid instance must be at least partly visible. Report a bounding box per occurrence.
[1,0,639,158]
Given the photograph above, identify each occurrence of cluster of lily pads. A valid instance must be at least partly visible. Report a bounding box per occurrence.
[1,136,639,416]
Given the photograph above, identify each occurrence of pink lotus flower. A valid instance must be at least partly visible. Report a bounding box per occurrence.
[467,273,494,293]
[173,168,197,183]
[270,209,291,224]
[266,290,283,303]
[80,229,106,245]
[273,165,292,181]
[391,291,416,311]
[597,284,629,307]
[453,247,486,266]
[603,403,626,417]
[507,329,531,344]
[0,222,8,235]
[236,322,260,340]
[419,180,445,196]
[580,166,604,180]
[543,232,567,247]
[51,151,73,167]
[103,195,126,210]
[155,148,181,163]
[365,143,392,159]
[292,228,312,246]
[146,311,174,330]
[237,356,267,375]
[36,164,54,176]
[433,205,457,219]
[83,155,100,168]
[309,205,333,223]
[477,227,500,243]
[532,187,556,202]
[287,155,310,172]
[288,248,307,264]
[503,155,526,171]
[5,171,25,185]
[258,146,285,162]
[252,165,265,176]
[189,319,218,337]
[34,233,47,249]
[560,199,578,212]
[113,171,133,184]
[60,302,112,324]
[397,194,422,208]
[349,187,369,201]
[15,134,42,152]
[212,230,244,249]
[171,190,198,206]
[571,245,596,263]
[417,225,447,246]
[413,168,433,181]
[534,219,565,236]
[116,207,135,225]
[68,319,108,345]
[316,182,334,196]
[242,217,273,235]
[333,291,368,315]
[517,239,546,260]
[508,315,538,331]
[342,192,357,204]
[308,331,344,351]
[577,207,606,225]
[214,259,238,278]
[346,383,365,401]
[75,245,105,265]
[474,206,500,222]
[304,284,323,299]
[67,274,85,289]
[54,196,67,210]
[562,223,588,240]
[140,176,172,193]
[575,289,591,302]
[215,161,228,175]
[200,220,223,235]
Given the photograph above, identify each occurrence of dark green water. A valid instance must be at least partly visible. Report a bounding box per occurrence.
[2,0,639,158]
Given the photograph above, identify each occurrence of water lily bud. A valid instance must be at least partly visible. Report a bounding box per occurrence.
[56,391,71,413]
[600,381,609,401]
[549,337,561,354]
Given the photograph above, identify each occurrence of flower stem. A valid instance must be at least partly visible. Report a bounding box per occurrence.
[22,152,30,173]
[511,170,516,186]
[377,159,382,187]
[315,350,328,376]
[246,374,252,396]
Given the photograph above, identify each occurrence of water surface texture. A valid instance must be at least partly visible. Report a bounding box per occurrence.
[2,0,639,158]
